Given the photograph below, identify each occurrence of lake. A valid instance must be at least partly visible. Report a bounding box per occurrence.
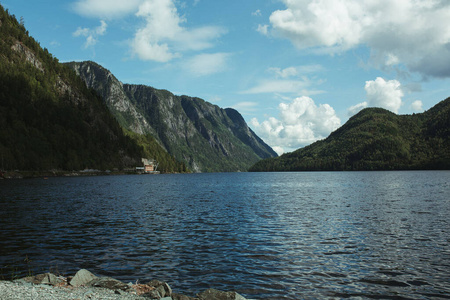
[1,171,449,299]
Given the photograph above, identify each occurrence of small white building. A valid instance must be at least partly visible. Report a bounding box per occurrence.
[137,158,159,174]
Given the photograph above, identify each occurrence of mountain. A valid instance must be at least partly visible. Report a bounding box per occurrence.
[0,6,149,172]
[67,61,277,172]
[250,98,450,171]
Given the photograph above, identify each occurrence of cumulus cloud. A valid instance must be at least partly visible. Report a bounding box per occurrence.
[348,77,404,116]
[73,20,107,48]
[347,102,368,116]
[251,96,341,154]
[267,0,450,78]
[411,100,423,112]
[72,0,143,18]
[131,0,226,62]
[365,77,403,113]
[182,53,231,76]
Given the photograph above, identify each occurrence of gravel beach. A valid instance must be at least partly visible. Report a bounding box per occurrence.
[0,269,248,300]
[0,280,148,300]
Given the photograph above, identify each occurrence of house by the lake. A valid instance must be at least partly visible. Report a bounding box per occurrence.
[136,158,160,174]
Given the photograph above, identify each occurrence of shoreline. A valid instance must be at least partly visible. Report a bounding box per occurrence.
[0,169,152,179]
[0,269,248,300]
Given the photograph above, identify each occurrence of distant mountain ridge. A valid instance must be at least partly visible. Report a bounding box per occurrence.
[250,98,450,171]
[67,61,277,172]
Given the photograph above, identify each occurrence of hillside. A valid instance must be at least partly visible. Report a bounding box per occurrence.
[250,98,450,171]
[0,6,146,172]
[67,61,277,172]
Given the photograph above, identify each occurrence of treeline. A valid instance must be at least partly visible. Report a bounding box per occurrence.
[0,5,187,173]
[250,99,450,172]
[126,131,188,173]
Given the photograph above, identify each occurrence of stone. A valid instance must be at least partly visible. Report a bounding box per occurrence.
[15,273,63,286]
[40,273,63,286]
[172,293,197,300]
[142,289,161,299]
[87,276,130,291]
[198,288,247,300]
[69,269,97,287]
[146,280,172,297]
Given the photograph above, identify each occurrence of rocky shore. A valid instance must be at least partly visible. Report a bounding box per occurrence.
[0,269,248,300]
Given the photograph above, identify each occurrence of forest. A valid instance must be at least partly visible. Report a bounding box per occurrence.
[250,98,450,171]
[0,6,187,173]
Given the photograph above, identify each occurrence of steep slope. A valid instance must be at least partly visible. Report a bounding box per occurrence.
[250,98,450,171]
[0,6,143,171]
[68,61,277,172]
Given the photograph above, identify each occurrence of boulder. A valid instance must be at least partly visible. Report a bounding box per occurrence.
[142,289,162,299]
[41,273,64,286]
[15,273,63,286]
[146,280,172,298]
[198,288,247,300]
[69,269,97,287]
[87,276,130,291]
[172,293,198,300]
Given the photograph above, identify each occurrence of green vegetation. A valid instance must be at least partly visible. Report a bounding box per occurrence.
[125,131,188,173]
[0,5,189,173]
[125,88,277,172]
[68,60,277,172]
[250,99,450,171]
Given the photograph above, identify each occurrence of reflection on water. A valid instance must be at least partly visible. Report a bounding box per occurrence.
[1,171,449,299]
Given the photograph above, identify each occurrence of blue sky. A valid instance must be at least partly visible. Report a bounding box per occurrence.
[3,0,450,154]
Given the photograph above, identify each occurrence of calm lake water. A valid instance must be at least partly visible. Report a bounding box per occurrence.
[1,171,449,299]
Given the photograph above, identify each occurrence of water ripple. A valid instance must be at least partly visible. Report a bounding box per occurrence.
[1,171,449,299]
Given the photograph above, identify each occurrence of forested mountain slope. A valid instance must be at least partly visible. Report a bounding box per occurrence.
[250,98,450,171]
[0,6,145,171]
[68,61,277,172]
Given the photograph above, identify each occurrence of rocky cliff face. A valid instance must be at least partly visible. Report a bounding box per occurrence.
[67,61,277,172]
[67,61,152,136]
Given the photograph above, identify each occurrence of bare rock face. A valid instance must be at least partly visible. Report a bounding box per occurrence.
[11,41,44,72]
[66,61,278,172]
[68,61,152,136]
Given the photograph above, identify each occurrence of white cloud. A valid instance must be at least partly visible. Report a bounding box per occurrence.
[231,102,258,113]
[131,0,226,62]
[348,78,404,116]
[72,0,143,19]
[242,65,324,95]
[251,96,341,154]
[269,66,298,78]
[411,100,423,112]
[347,102,367,116]
[252,9,262,16]
[365,77,403,113]
[182,53,231,77]
[73,20,107,48]
[269,65,323,78]
[257,24,269,35]
[268,0,450,78]
[242,79,310,94]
